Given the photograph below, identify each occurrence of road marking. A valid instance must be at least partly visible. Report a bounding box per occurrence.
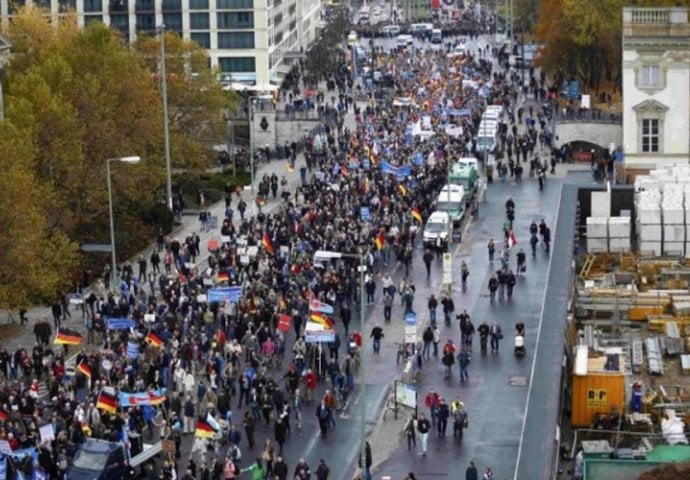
[512,183,563,480]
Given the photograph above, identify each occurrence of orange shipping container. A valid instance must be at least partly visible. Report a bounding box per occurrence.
[628,306,664,321]
[570,346,626,427]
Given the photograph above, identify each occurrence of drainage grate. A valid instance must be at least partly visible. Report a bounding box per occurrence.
[509,376,528,386]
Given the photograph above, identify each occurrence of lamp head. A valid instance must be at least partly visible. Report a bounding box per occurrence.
[119,156,141,164]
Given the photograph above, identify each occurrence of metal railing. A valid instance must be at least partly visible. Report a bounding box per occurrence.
[556,110,622,124]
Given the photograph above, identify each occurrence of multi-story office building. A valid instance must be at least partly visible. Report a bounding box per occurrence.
[0,0,320,86]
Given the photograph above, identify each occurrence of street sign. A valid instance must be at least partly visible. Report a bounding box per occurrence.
[395,380,417,409]
[567,80,580,100]
[80,243,112,253]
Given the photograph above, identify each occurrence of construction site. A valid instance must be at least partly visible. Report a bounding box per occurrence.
[563,167,690,480]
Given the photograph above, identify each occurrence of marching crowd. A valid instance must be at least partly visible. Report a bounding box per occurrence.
[0,5,567,480]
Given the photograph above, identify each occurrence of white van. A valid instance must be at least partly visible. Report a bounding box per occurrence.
[382,25,401,36]
[456,157,479,172]
[359,6,370,21]
[478,120,498,132]
[396,34,413,48]
[481,110,501,122]
[423,211,452,249]
[431,28,442,43]
[437,185,466,227]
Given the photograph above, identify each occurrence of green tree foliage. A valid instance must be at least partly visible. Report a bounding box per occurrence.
[1,8,232,298]
[533,0,690,91]
[135,32,234,171]
[0,122,79,310]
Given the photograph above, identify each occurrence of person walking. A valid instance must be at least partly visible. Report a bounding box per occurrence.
[437,398,450,437]
[417,413,431,457]
[490,322,502,353]
[370,324,384,354]
[452,401,468,442]
[441,293,454,326]
[383,293,393,323]
[516,248,526,276]
[423,249,434,278]
[442,340,456,379]
[506,270,517,299]
[487,238,495,263]
[483,467,495,479]
[428,295,438,328]
[457,348,470,383]
[488,275,498,302]
[432,325,441,359]
[422,326,433,360]
[544,225,551,253]
[424,388,440,427]
[404,414,417,451]
[461,261,470,290]
[465,461,478,480]
[497,270,506,301]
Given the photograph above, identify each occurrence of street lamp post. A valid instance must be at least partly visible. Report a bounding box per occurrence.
[315,250,367,478]
[248,98,257,215]
[158,25,173,212]
[107,156,142,289]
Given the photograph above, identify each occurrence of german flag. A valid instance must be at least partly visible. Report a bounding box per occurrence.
[411,206,423,223]
[195,417,216,438]
[147,393,166,406]
[262,232,275,256]
[96,390,118,414]
[398,184,408,196]
[77,362,92,378]
[145,331,163,348]
[54,329,83,346]
[0,410,8,422]
[374,231,385,251]
[217,272,229,283]
[310,312,334,329]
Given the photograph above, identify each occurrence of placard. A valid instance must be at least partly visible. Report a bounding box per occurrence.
[404,325,417,344]
[280,246,290,254]
[203,278,214,286]
[304,330,336,343]
[185,263,195,270]
[240,255,250,265]
[196,294,207,303]
[0,441,12,456]
[247,246,259,257]
[69,294,84,305]
[395,381,417,409]
[39,424,55,443]
[144,314,155,323]
[581,94,591,110]
[221,236,231,243]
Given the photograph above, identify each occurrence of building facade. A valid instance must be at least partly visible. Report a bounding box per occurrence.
[0,0,320,86]
[622,7,690,172]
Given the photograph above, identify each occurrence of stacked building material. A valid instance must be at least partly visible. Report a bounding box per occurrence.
[586,217,608,253]
[609,217,631,253]
[662,184,685,256]
[636,189,662,255]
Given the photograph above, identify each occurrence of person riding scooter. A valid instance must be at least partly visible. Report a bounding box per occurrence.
[514,322,525,357]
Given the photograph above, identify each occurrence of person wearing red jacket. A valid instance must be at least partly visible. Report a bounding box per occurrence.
[424,388,440,427]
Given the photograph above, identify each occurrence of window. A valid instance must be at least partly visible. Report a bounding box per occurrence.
[135,0,153,10]
[190,13,209,29]
[641,65,660,88]
[189,0,208,9]
[58,0,76,11]
[85,14,103,24]
[110,0,127,12]
[217,0,253,8]
[136,13,155,30]
[163,13,182,32]
[9,0,26,14]
[110,14,129,31]
[217,11,253,29]
[218,56,255,72]
[218,32,254,49]
[641,118,659,153]
[162,0,181,9]
[191,32,210,48]
[84,0,102,12]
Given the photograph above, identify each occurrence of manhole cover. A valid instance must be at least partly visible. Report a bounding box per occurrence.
[509,376,528,386]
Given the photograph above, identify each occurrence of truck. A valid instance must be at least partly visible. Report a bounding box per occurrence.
[436,184,466,227]
[449,162,478,206]
[66,438,162,480]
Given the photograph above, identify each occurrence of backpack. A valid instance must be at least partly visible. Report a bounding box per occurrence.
[319,406,329,420]
[454,409,468,428]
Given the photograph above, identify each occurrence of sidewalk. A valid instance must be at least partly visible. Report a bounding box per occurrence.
[0,90,360,354]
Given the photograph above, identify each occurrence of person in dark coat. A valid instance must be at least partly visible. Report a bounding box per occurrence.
[274,416,287,454]
[465,461,479,480]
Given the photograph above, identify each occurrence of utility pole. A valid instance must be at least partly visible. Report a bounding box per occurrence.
[159,25,173,212]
